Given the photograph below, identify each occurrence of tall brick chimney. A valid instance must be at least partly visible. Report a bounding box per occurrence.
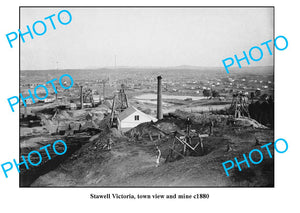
[157,76,163,120]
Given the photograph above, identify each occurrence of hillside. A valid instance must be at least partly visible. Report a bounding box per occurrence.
[31,112,274,187]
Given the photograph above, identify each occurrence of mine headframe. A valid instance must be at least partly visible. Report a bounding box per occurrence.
[99,78,109,101]
[83,88,94,105]
[109,95,120,129]
[109,84,129,129]
[117,83,128,112]
[230,91,250,118]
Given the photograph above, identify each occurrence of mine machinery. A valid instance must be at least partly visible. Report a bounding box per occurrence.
[79,86,99,108]
[109,95,120,129]
[230,91,250,118]
[118,84,129,112]
[165,117,209,162]
[99,78,109,101]
[109,84,129,129]
[83,88,95,105]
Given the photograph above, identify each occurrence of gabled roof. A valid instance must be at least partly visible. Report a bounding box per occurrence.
[118,105,156,121]
[118,106,137,121]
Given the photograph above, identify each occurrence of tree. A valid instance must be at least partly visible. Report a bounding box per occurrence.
[255,89,261,97]
[250,92,255,100]
[260,94,269,101]
[203,89,211,98]
[212,90,220,98]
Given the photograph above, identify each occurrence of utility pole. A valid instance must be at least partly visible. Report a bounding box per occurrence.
[102,81,106,100]
[24,102,27,118]
[80,86,83,109]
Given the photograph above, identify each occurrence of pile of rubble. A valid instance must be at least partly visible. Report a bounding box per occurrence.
[23,104,111,137]
[233,117,268,129]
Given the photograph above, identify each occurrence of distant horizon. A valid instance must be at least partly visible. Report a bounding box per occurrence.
[20,65,274,72]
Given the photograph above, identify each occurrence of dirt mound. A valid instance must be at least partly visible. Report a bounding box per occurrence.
[156,121,180,134]
[38,115,59,134]
[88,123,125,144]
[102,100,112,109]
[68,109,88,120]
[92,104,110,114]
[31,121,274,187]
[56,110,72,120]
[170,110,228,126]
[29,105,274,187]
[234,117,268,129]
[36,107,107,136]
[126,122,168,140]
[110,128,124,138]
[81,120,98,130]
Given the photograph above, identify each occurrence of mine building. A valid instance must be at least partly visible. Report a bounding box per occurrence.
[68,103,77,110]
[44,96,55,103]
[118,106,157,132]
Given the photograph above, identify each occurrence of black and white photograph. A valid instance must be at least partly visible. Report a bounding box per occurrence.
[19,7,275,187]
[2,0,300,212]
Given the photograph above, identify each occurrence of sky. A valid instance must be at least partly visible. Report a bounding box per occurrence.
[20,7,274,70]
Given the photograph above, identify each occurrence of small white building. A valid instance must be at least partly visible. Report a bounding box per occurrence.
[118,106,157,132]
[68,103,77,110]
[92,95,100,103]
[44,97,55,103]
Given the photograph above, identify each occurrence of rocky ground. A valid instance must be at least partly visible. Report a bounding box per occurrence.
[30,112,274,187]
